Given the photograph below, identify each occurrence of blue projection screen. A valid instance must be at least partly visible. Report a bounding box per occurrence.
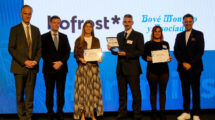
[0,0,215,113]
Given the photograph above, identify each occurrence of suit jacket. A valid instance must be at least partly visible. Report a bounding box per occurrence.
[115,30,144,76]
[174,29,205,73]
[74,37,100,65]
[41,32,71,74]
[8,23,41,74]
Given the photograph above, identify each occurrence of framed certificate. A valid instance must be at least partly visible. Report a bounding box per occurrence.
[151,49,170,63]
[84,48,102,62]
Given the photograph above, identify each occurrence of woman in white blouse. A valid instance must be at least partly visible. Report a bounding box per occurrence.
[73,21,103,120]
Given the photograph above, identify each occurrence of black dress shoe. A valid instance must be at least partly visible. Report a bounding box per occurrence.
[117,113,127,119]
[150,110,157,120]
[134,115,142,120]
[134,112,142,120]
[57,115,64,120]
[150,114,156,120]
[56,112,64,120]
[57,116,64,120]
[159,111,166,120]
[47,113,54,120]
[159,114,166,120]
[134,117,141,120]
[47,116,54,120]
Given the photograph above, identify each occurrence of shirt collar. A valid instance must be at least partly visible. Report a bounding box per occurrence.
[51,30,58,36]
[186,29,192,33]
[125,28,133,34]
[186,30,192,33]
[22,21,31,28]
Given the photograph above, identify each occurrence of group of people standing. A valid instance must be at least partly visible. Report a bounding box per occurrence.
[8,5,204,120]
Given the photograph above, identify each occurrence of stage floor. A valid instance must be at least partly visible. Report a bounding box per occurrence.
[0,111,215,120]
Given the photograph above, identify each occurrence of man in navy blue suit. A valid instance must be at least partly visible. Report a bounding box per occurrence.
[174,14,205,120]
[41,16,71,120]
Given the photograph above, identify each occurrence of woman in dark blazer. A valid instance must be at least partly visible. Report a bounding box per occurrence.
[142,26,172,120]
[73,21,103,120]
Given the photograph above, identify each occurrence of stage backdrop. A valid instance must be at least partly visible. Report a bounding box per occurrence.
[0,0,215,113]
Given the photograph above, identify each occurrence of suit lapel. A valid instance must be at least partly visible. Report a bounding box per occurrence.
[118,32,126,48]
[19,24,30,59]
[181,31,187,48]
[127,30,134,41]
[31,26,36,50]
[58,33,62,51]
[125,30,134,50]
[19,24,29,49]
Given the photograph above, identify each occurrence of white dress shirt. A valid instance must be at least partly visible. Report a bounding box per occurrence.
[185,30,192,45]
[125,28,133,39]
[84,36,92,49]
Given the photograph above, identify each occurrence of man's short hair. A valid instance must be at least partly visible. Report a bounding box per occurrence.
[21,5,33,12]
[50,16,61,22]
[183,14,194,20]
[124,14,133,19]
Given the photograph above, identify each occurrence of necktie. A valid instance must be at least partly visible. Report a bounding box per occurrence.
[124,32,127,39]
[26,26,32,59]
[53,33,59,50]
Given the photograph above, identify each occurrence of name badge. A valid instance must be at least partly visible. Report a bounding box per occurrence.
[127,40,133,44]
[162,45,167,49]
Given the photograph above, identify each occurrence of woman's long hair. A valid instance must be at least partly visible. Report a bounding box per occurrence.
[150,26,164,41]
[79,20,95,48]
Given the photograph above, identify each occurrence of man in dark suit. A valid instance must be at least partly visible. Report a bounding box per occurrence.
[8,5,41,120]
[108,14,144,120]
[174,14,204,120]
[41,16,71,120]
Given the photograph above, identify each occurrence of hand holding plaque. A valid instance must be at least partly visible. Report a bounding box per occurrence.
[106,37,122,52]
[107,37,119,47]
